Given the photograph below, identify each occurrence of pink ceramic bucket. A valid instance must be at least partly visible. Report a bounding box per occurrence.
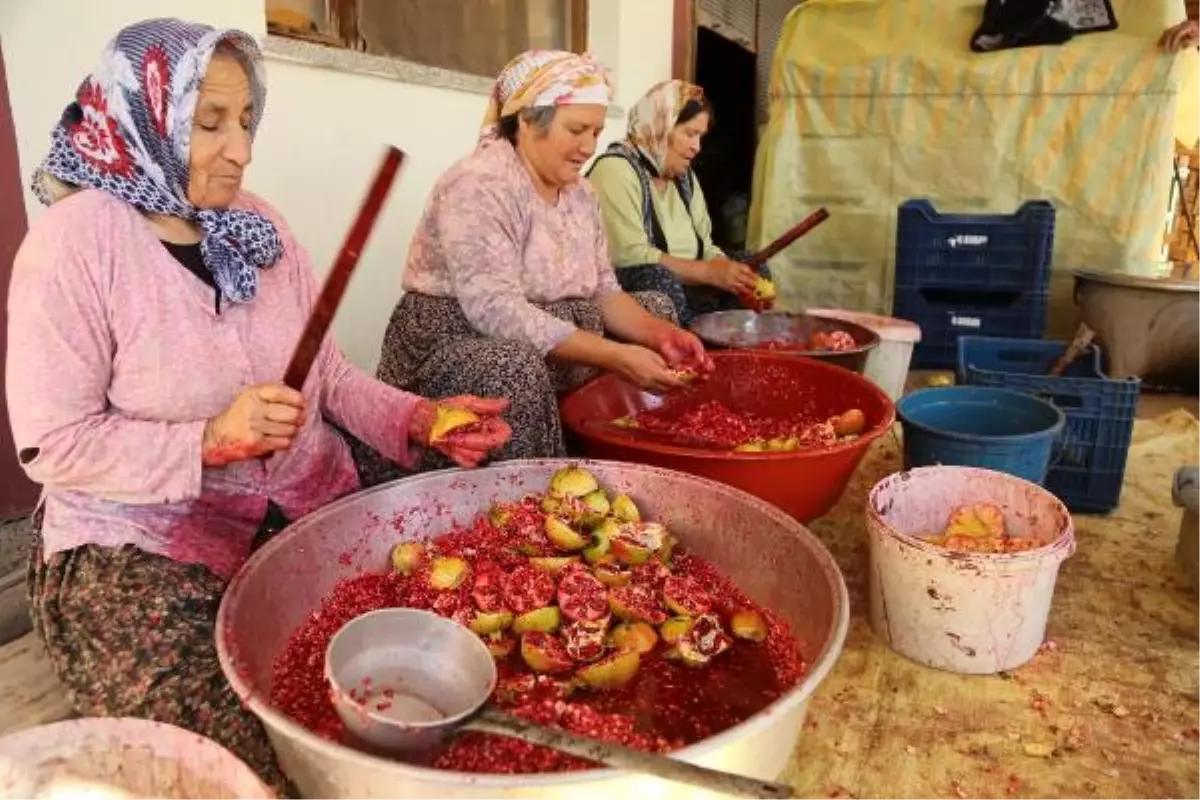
[0,717,274,798]
[866,466,1075,674]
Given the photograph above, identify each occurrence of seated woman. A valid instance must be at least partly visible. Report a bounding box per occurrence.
[6,19,509,793]
[373,50,712,473]
[587,80,768,325]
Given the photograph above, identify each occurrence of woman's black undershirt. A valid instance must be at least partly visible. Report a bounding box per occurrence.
[161,241,221,314]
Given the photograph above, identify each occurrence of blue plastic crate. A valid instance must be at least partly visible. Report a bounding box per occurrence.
[956,336,1141,514]
[893,285,1048,369]
[896,200,1056,292]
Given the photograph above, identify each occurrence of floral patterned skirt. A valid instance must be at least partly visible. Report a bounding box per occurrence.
[27,511,293,797]
[614,253,767,325]
[356,292,675,486]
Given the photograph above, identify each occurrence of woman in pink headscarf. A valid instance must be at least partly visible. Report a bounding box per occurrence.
[368,50,712,479]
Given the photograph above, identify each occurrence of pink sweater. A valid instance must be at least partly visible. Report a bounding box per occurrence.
[6,189,421,580]
[401,140,622,355]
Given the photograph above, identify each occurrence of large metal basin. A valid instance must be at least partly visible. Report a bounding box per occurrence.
[216,460,849,799]
[690,310,881,373]
[1073,269,1198,388]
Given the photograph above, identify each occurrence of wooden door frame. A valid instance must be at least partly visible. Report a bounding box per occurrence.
[672,0,695,81]
[0,40,40,518]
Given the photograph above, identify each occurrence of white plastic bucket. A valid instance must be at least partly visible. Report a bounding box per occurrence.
[807,309,920,401]
[866,466,1075,674]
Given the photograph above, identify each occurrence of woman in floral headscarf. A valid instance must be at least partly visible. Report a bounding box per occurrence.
[588,80,769,324]
[368,50,712,480]
[6,18,510,791]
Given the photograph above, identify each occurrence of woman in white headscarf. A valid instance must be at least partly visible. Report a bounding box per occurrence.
[588,80,769,325]
[368,51,713,480]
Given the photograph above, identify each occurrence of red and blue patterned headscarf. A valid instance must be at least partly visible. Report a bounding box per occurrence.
[32,18,282,304]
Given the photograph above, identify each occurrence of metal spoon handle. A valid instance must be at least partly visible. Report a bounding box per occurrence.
[468,708,794,798]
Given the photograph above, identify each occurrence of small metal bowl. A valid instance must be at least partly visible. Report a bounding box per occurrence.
[689,311,881,373]
[324,608,496,756]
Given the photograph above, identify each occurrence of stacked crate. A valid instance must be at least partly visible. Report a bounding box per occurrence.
[891,200,1056,368]
[957,336,1140,514]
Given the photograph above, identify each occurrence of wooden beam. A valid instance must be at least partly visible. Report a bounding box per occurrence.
[672,0,695,81]
[569,0,589,52]
[331,0,362,51]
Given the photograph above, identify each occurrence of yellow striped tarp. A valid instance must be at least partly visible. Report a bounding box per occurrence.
[749,0,1197,333]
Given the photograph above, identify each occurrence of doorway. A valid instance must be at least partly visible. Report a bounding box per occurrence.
[691,26,757,254]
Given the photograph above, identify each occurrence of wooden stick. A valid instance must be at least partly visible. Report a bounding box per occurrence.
[744,208,830,268]
[282,146,405,391]
[1047,323,1096,377]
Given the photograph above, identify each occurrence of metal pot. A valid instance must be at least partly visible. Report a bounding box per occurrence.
[217,460,850,798]
[1072,269,1199,388]
[689,310,881,373]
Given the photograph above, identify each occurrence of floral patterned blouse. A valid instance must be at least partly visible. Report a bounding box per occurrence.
[402,139,622,355]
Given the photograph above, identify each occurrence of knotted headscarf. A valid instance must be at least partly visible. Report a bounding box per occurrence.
[478,49,613,146]
[32,18,282,305]
[625,79,706,176]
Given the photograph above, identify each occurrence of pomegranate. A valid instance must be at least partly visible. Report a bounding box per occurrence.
[502,565,556,614]
[557,569,608,623]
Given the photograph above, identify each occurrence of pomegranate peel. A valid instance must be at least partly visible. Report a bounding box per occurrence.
[528,556,579,574]
[389,542,424,577]
[730,609,768,642]
[428,556,469,590]
[577,650,640,691]
[512,606,561,635]
[548,466,600,498]
[544,515,589,551]
[609,622,658,654]
[428,405,481,443]
[945,503,1007,539]
[610,494,640,522]
[660,616,694,645]
[520,632,573,673]
[469,610,514,635]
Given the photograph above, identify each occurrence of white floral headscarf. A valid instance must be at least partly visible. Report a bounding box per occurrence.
[478,49,613,145]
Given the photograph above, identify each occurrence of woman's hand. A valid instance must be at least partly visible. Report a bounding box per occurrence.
[202,383,307,467]
[703,257,760,296]
[650,326,714,375]
[1160,19,1199,51]
[611,344,690,394]
[409,395,512,468]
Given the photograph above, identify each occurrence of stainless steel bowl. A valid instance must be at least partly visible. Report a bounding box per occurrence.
[216,459,850,799]
[689,311,881,373]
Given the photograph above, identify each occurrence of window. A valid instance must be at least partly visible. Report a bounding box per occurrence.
[265,0,589,79]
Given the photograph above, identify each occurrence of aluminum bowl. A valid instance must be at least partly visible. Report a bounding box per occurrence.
[217,460,849,799]
[690,310,881,373]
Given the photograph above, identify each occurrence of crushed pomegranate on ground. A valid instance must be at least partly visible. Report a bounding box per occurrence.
[612,399,866,452]
[924,503,1040,553]
[270,467,808,774]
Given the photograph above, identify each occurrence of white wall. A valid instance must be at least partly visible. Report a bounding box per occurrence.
[0,0,674,369]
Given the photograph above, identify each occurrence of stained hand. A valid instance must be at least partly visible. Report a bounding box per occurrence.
[612,344,690,394]
[652,327,714,376]
[203,383,307,467]
[410,396,512,468]
[705,257,760,296]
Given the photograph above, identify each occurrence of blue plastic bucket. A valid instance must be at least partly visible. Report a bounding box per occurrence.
[896,386,1065,484]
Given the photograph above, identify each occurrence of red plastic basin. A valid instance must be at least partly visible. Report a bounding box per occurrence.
[559,351,896,522]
